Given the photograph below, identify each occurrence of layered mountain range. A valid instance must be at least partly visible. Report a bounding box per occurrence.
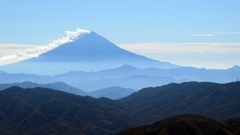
[0,81,135,100]
[0,30,239,135]
[1,64,239,92]
[0,30,239,93]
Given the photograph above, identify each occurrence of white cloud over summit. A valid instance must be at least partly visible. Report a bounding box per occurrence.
[0,28,90,66]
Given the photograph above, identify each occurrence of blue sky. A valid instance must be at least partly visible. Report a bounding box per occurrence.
[0,0,239,69]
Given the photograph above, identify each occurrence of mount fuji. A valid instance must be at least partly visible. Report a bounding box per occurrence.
[0,31,180,75]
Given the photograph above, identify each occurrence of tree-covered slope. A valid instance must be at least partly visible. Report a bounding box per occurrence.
[115,114,240,135]
[119,82,240,124]
[0,81,239,134]
[0,87,135,135]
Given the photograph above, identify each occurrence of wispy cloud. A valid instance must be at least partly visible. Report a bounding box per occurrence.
[190,33,214,37]
[189,31,240,37]
[117,42,240,69]
[0,28,90,66]
[213,32,240,34]
[117,42,240,54]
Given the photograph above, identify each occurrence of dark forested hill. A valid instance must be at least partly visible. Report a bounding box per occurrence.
[115,114,240,135]
[119,81,240,124]
[0,87,135,135]
[0,82,239,134]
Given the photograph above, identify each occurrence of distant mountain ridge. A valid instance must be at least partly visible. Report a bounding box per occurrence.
[0,32,179,75]
[0,71,57,84]
[0,81,86,95]
[1,65,239,92]
[0,82,135,99]
[54,65,240,91]
[88,86,135,99]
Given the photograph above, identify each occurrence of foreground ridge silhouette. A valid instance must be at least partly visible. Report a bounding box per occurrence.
[0,81,239,134]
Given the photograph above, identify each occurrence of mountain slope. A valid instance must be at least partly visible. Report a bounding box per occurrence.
[0,86,135,135]
[115,114,238,135]
[119,81,240,124]
[0,32,179,75]
[0,82,239,134]
[0,82,240,134]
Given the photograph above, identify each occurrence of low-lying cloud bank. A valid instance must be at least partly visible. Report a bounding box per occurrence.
[117,42,240,54]
[117,42,240,69]
[0,28,89,66]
